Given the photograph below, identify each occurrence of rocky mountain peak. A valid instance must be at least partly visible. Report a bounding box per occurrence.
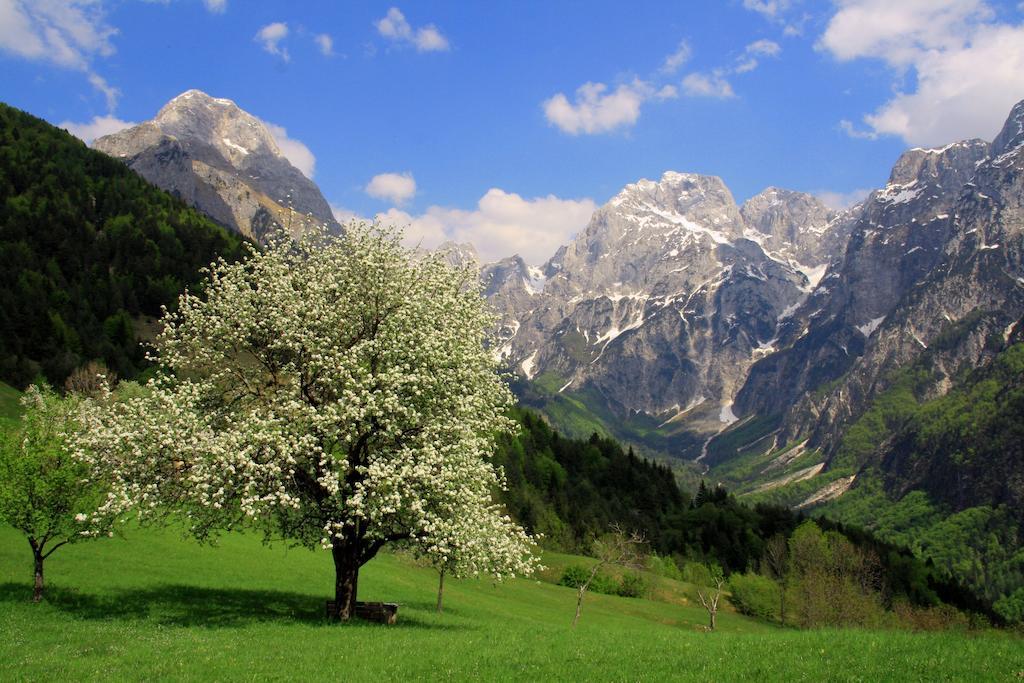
[992,98,1024,157]
[434,241,480,269]
[740,187,839,268]
[93,89,339,241]
[152,90,281,164]
[886,139,990,189]
[607,171,743,234]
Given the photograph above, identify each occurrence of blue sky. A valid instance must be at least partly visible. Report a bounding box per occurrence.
[3,0,1024,263]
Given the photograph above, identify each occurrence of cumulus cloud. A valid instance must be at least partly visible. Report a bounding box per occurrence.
[314,33,333,56]
[814,187,871,210]
[820,0,1024,146]
[203,0,226,13]
[59,114,135,144]
[365,172,417,205]
[255,21,289,61]
[330,204,363,224]
[0,0,116,68]
[376,189,596,264]
[264,122,315,178]
[0,0,121,110]
[375,7,449,52]
[681,71,736,99]
[544,80,668,135]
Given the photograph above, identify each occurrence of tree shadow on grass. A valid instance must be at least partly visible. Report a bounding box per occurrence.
[0,582,474,631]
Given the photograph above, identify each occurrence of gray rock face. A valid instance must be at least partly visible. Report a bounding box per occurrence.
[740,187,844,270]
[734,102,1024,474]
[487,171,841,436]
[93,90,339,241]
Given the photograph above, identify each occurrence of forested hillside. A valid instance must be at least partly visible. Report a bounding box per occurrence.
[821,340,1024,618]
[0,103,245,388]
[493,409,994,621]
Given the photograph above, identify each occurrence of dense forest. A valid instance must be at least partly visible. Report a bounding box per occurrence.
[492,408,997,621]
[0,103,245,388]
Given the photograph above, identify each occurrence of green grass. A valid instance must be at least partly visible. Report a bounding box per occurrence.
[1,525,1021,680]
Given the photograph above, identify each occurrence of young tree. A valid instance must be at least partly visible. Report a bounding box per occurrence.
[697,563,726,631]
[74,224,538,621]
[0,386,112,602]
[427,510,539,613]
[763,533,789,626]
[572,526,646,628]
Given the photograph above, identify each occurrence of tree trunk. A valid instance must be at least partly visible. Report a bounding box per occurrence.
[709,608,716,631]
[331,541,360,621]
[779,587,786,627]
[436,569,445,613]
[33,551,44,603]
[573,584,586,628]
[573,565,601,628]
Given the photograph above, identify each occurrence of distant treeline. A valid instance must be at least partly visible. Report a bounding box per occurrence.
[0,102,245,388]
[494,408,996,621]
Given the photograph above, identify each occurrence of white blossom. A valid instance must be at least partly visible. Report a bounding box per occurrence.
[74,223,538,581]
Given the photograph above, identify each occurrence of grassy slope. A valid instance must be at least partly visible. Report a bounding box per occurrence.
[1,526,1020,680]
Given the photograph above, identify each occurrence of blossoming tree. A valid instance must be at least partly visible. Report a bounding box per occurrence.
[75,224,538,620]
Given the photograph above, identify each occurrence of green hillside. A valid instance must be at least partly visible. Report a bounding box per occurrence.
[1,525,1020,680]
[0,102,245,388]
[706,336,1024,614]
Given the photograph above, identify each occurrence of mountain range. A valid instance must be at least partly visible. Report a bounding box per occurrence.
[85,91,1024,601]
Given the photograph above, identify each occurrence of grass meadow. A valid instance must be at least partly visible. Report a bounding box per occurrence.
[1,524,1022,681]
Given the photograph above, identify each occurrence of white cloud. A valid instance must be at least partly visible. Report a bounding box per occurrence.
[544,80,662,135]
[59,114,135,144]
[735,39,782,73]
[330,204,363,224]
[377,189,596,264]
[681,71,735,99]
[375,7,449,52]
[743,0,791,18]
[0,0,116,69]
[0,0,120,111]
[365,172,417,205]
[656,85,679,100]
[820,0,1024,146]
[264,122,315,178]
[660,40,692,74]
[838,119,878,140]
[314,33,333,56]
[87,72,120,111]
[680,39,780,98]
[814,187,871,210]
[255,21,289,61]
[742,0,807,35]
[544,37,700,136]
[746,39,782,58]
[203,0,226,13]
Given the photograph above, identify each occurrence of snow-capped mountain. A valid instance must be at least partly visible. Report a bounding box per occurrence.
[716,100,1024,508]
[93,90,339,241]
[485,171,852,447]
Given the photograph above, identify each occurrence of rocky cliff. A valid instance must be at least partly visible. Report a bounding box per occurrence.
[486,172,853,452]
[94,90,339,241]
